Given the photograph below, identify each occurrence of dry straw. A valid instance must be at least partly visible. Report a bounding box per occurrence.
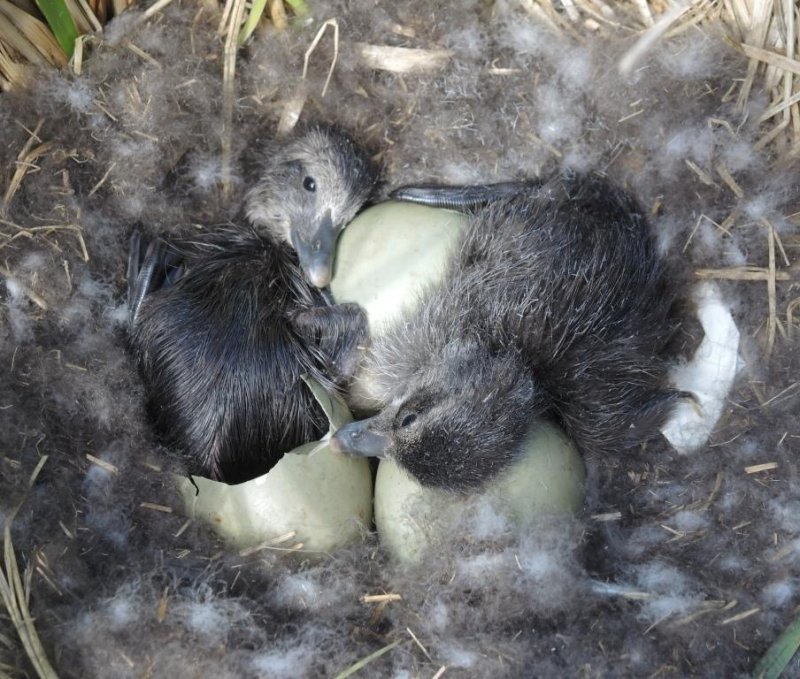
[1,0,798,153]
[0,459,59,679]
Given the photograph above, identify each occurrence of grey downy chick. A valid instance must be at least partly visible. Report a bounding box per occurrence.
[245,124,376,288]
[331,175,686,491]
[127,126,377,484]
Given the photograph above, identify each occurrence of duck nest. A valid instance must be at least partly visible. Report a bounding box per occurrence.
[1,1,799,677]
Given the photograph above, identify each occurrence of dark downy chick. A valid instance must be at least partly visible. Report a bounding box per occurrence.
[331,176,685,491]
[245,125,377,288]
[128,126,377,483]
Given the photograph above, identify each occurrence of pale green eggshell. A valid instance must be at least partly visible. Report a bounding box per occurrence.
[173,379,372,553]
[374,420,587,564]
[330,201,468,335]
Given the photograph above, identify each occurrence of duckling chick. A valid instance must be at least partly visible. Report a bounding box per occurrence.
[128,126,377,483]
[245,125,377,288]
[331,175,685,491]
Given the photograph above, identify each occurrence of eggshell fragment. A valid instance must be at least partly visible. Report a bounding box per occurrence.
[660,281,740,454]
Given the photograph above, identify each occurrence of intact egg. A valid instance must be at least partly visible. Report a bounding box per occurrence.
[330,200,468,336]
[330,200,468,408]
[374,421,586,564]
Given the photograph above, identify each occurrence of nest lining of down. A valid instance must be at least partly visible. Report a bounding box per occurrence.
[1,1,799,677]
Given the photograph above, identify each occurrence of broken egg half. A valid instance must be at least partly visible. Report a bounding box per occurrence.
[173,377,372,553]
[172,202,467,555]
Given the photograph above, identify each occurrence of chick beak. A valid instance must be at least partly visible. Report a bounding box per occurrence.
[330,417,392,459]
[291,210,337,288]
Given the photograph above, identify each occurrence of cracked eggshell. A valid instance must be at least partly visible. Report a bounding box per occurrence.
[660,281,740,454]
[374,420,587,564]
[173,379,372,553]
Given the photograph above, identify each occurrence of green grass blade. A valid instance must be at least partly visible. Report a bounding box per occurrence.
[238,0,268,45]
[284,0,309,16]
[753,614,800,679]
[34,0,77,58]
[334,640,403,679]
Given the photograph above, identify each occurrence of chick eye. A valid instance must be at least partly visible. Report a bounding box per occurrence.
[399,413,417,428]
[303,176,316,192]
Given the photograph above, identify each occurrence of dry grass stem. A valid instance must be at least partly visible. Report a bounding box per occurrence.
[760,381,799,407]
[764,218,778,356]
[674,600,729,625]
[787,297,800,338]
[2,118,44,211]
[57,521,75,539]
[520,0,583,37]
[141,0,177,21]
[85,453,119,474]
[74,0,102,32]
[238,531,298,556]
[173,519,192,538]
[217,0,234,34]
[686,471,724,512]
[684,159,716,186]
[0,459,59,679]
[693,267,791,281]
[406,627,433,662]
[745,462,779,473]
[562,0,582,23]
[0,221,90,262]
[0,264,48,310]
[714,162,745,197]
[0,40,26,89]
[618,2,691,75]
[156,586,168,622]
[735,0,774,113]
[87,161,117,196]
[277,89,308,136]
[220,0,247,199]
[357,43,453,74]
[139,502,173,513]
[773,228,790,267]
[2,138,53,206]
[721,607,760,625]
[361,593,402,603]
[643,612,673,634]
[125,40,161,69]
[303,18,339,97]
[591,511,623,521]
[738,41,800,77]
[72,34,85,75]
